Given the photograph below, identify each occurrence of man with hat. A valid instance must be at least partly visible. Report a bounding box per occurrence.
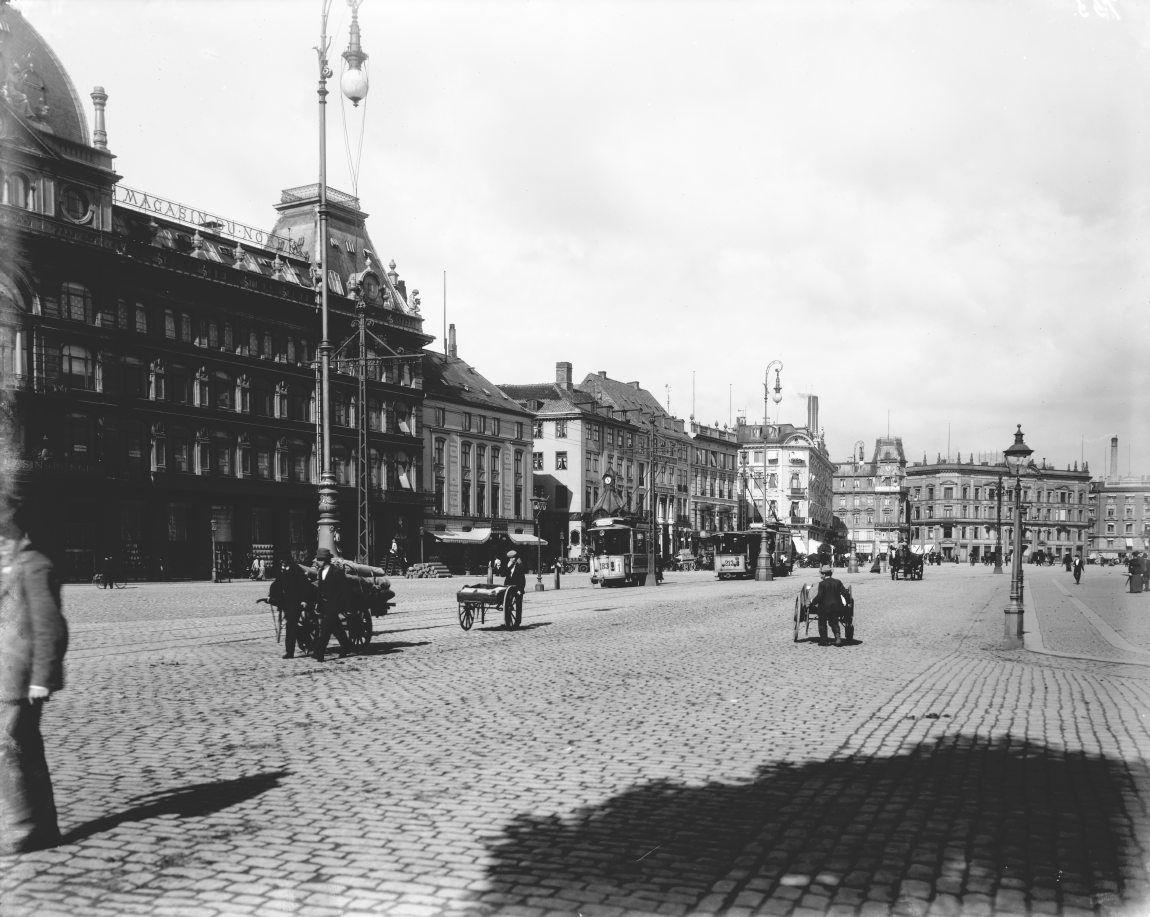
[313,548,354,661]
[809,563,848,647]
[503,549,526,621]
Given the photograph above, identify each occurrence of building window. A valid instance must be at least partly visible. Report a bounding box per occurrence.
[533,451,544,470]
[61,282,93,323]
[61,345,96,391]
[477,416,487,435]
[556,451,568,470]
[462,412,472,432]
[556,419,567,438]
[434,406,446,427]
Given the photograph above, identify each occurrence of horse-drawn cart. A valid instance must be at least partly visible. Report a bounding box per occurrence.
[455,583,523,630]
[263,558,395,654]
[793,582,855,643]
[890,545,924,581]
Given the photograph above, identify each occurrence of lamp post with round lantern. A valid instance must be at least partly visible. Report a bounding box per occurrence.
[755,361,783,581]
[314,0,370,556]
[1003,425,1033,640]
[531,495,548,592]
[993,473,1004,574]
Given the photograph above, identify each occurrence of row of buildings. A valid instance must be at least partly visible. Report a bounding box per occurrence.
[1,4,1146,579]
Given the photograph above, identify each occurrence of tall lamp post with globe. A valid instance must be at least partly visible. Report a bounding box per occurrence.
[1003,425,1033,641]
[531,495,548,592]
[755,361,784,581]
[314,0,370,556]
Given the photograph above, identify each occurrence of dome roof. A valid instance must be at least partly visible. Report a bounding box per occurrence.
[0,3,90,145]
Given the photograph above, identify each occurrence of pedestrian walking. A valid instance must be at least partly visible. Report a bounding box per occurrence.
[503,550,526,617]
[1072,552,1084,585]
[99,554,115,589]
[809,564,848,647]
[313,548,353,661]
[1140,552,1150,594]
[1127,553,1144,594]
[0,524,69,855]
[268,557,314,659]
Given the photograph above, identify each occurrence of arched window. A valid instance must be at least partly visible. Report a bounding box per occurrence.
[7,173,34,210]
[234,374,250,413]
[194,429,210,475]
[150,423,167,472]
[194,367,210,407]
[274,381,288,419]
[142,358,163,400]
[274,438,288,481]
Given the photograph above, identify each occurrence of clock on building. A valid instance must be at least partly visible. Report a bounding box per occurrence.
[602,472,614,487]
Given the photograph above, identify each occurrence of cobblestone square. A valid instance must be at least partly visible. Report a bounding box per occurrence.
[2,564,1149,916]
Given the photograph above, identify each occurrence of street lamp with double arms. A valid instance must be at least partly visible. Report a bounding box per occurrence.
[1003,424,1033,639]
[314,0,370,557]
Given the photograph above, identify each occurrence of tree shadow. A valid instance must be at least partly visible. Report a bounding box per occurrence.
[61,771,288,845]
[474,735,1149,914]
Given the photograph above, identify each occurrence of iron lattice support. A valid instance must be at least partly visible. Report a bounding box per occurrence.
[356,304,371,564]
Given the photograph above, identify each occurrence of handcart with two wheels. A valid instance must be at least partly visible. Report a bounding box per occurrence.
[455,583,523,630]
[793,582,855,643]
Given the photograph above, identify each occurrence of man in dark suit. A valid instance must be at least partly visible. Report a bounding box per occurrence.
[810,564,848,647]
[503,550,526,620]
[313,548,353,661]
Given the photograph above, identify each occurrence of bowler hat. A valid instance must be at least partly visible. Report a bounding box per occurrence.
[819,564,833,575]
[316,548,333,562]
[507,550,518,558]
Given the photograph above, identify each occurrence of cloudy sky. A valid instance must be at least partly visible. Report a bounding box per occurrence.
[21,0,1150,474]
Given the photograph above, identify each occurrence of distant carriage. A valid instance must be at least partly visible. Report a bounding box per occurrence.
[890,545,924,581]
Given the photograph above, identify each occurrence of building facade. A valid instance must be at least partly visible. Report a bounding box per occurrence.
[734,394,835,555]
[905,455,1092,562]
[418,326,537,572]
[832,436,909,560]
[502,362,647,563]
[576,370,693,558]
[687,420,739,537]
[1089,436,1149,561]
[0,4,432,579]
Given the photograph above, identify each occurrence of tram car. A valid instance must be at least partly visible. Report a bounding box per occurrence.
[711,525,794,579]
[587,516,654,587]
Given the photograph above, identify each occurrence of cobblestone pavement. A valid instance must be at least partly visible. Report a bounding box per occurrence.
[2,565,1148,917]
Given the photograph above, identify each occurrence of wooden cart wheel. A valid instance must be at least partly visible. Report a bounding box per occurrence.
[503,589,523,629]
[356,606,372,647]
[459,604,475,631]
[793,594,803,643]
[844,585,855,642]
[296,604,320,654]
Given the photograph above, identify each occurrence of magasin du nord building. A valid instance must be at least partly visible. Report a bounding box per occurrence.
[0,3,431,579]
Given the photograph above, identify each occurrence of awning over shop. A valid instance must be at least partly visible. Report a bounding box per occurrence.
[429,529,491,544]
[791,535,808,555]
[509,533,548,547]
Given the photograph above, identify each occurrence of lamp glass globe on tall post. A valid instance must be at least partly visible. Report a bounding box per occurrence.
[1003,424,1033,639]
[315,0,370,556]
[756,362,783,582]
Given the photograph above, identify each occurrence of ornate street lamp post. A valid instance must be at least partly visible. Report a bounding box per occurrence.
[993,473,1004,574]
[644,416,660,587]
[315,0,370,556]
[211,519,219,584]
[531,495,548,592]
[1003,425,1033,641]
[756,361,783,582]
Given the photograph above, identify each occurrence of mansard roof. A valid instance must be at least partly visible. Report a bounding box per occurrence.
[423,352,531,416]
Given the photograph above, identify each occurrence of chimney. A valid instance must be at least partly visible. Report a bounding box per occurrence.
[448,323,457,358]
[1110,435,1119,479]
[598,370,608,378]
[806,394,819,434]
[90,86,108,149]
[555,361,572,389]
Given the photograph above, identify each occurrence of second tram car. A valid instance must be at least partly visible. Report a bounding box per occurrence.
[711,524,794,579]
[587,517,653,586]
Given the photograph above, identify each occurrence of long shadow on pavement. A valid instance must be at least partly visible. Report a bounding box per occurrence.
[60,771,288,845]
[475,735,1149,914]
